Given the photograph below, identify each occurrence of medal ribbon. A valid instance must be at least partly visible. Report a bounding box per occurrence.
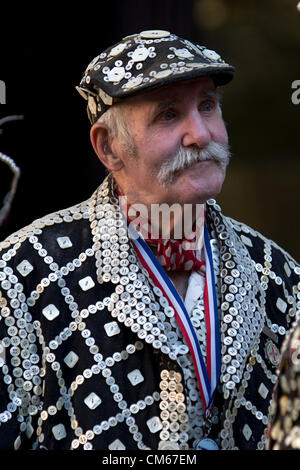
[128,222,221,412]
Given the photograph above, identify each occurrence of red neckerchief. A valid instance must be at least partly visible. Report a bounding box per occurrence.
[117,188,205,274]
[145,236,205,273]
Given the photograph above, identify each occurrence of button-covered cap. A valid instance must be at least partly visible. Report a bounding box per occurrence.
[76,29,235,124]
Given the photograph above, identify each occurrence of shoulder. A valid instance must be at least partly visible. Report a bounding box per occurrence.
[207,199,300,308]
[0,192,99,300]
[0,188,105,327]
[0,192,96,261]
[226,215,300,281]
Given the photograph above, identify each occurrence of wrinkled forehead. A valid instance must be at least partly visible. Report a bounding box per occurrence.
[119,76,219,120]
[129,76,217,103]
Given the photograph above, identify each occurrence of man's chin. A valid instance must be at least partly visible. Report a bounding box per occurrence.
[168,165,225,203]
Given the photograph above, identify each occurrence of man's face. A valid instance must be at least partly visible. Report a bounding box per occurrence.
[111,76,229,206]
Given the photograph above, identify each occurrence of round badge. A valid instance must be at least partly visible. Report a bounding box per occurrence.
[140,29,171,39]
[264,340,280,367]
[194,438,219,450]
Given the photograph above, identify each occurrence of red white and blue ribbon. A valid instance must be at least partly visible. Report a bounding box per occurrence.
[128,222,221,413]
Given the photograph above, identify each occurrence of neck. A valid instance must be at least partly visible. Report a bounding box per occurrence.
[115,179,205,241]
[119,195,204,241]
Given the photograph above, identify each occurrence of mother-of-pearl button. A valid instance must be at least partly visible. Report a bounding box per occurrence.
[88,96,97,114]
[174,48,194,59]
[155,69,173,79]
[202,49,220,61]
[107,66,125,82]
[109,43,127,56]
[131,47,149,62]
[99,88,113,105]
[124,75,143,89]
[140,29,171,39]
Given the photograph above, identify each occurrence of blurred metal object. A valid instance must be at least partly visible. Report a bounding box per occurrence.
[0,115,24,134]
[0,115,23,226]
[0,152,21,226]
[0,80,5,105]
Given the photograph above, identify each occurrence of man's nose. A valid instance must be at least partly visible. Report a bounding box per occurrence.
[181,112,211,149]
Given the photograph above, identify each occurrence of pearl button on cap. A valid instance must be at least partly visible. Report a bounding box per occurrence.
[131,47,149,62]
[109,43,127,56]
[140,29,171,39]
[124,76,143,89]
[108,67,125,82]
[202,48,221,61]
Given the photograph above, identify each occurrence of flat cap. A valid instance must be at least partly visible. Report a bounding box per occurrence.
[76,29,235,124]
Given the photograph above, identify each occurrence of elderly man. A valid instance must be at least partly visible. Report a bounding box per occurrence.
[0,30,299,451]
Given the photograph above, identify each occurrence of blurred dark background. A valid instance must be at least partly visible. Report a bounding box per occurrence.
[1,0,299,260]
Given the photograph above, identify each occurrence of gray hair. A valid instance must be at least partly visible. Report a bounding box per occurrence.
[96,103,137,158]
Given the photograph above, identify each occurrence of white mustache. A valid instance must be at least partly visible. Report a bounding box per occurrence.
[157,141,231,186]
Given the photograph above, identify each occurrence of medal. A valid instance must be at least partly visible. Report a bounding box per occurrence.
[264,339,280,367]
[194,438,219,450]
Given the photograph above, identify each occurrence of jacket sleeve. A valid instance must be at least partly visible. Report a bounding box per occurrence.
[0,235,42,450]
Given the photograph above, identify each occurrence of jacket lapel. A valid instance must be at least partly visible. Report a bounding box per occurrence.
[205,199,266,403]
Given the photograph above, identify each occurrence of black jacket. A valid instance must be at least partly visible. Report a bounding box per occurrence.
[0,176,299,450]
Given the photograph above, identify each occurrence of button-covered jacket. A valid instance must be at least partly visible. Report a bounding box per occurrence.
[0,176,299,450]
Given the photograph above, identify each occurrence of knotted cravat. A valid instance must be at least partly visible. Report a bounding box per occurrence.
[145,236,205,273]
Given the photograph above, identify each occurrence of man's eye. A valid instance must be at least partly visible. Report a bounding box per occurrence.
[200,101,215,112]
[161,110,176,121]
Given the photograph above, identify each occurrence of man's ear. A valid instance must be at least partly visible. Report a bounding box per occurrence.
[90,122,124,171]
